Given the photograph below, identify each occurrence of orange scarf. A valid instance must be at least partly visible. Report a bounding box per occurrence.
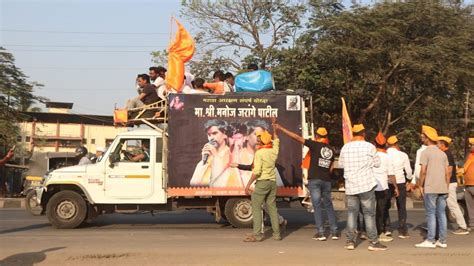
[464,153,474,174]
[301,138,329,169]
[256,143,273,150]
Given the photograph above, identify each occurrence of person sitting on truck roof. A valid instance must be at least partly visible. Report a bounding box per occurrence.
[125,74,160,109]
[149,66,166,88]
[224,72,235,92]
[188,78,210,94]
[204,71,226,95]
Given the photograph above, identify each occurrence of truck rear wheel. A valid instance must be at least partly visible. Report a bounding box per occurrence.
[26,190,43,216]
[224,198,253,228]
[46,190,87,229]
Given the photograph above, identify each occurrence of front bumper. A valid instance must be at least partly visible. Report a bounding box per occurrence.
[34,186,45,205]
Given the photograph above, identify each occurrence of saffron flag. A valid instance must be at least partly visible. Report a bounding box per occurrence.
[341,97,353,144]
[166,19,195,92]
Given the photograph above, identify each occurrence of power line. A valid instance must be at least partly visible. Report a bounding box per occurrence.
[3,44,168,48]
[23,66,147,70]
[1,29,169,35]
[0,49,154,53]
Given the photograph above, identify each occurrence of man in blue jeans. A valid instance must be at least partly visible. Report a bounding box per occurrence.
[415,125,450,248]
[275,123,339,240]
[339,124,387,251]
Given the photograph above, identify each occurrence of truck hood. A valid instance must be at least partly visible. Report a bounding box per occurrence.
[52,164,88,173]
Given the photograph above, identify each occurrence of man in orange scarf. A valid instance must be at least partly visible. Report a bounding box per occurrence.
[274,123,339,241]
[464,138,474,230]
[243,126,281,242]
[438,136,469,235]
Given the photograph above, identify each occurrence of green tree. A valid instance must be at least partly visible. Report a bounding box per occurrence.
[274,1,473,157]
[0,47,44,147]
[179,0,306,78]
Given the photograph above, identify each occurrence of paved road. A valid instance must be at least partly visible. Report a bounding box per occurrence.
[0,208,473,265]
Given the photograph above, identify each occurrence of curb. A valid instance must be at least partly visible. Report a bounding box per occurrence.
[0,197,424,210]
[0,198,25,209]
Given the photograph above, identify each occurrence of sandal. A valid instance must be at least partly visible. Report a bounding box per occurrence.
[243,235,262,242]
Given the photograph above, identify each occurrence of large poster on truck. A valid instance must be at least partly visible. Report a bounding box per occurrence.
[167,93,303,196]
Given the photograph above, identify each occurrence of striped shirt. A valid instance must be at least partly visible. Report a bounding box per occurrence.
[339,140,380,195]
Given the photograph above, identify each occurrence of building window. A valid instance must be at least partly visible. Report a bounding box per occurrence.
[91,139,95,144]
[106,139,114,147]
[59,140,82,148]
[25,136,31,142]
[17,136,22,142]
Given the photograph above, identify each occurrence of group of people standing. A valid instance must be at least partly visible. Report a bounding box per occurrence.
[242,120,474,252]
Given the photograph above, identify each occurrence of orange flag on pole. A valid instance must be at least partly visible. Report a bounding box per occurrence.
[341,97,353,144]
[166,18,195,92]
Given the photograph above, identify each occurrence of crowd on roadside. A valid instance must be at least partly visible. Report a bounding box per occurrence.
[242,119,474,252]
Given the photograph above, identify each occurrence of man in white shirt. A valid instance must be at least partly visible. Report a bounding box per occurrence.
[412,144,427,185]
[149,66,168,100]
[373,132,399,242]
[149,66,166,88]
[385,135,413,239]
[339,124,386,251]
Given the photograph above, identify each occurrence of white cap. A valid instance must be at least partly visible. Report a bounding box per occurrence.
[96,146,106,153]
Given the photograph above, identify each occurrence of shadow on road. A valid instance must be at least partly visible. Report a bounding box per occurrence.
[0,247,65,266]
[0,223,50,235]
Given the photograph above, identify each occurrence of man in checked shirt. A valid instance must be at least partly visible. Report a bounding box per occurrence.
[339,124,387,251]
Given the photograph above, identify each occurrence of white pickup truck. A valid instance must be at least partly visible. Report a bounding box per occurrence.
[34,92,315,228]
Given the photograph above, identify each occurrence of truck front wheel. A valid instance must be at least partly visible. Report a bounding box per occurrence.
[26,190,43,216]
[46,190,87,229]
[224,198,253,228]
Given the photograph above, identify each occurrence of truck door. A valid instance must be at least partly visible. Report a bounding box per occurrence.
[105,138,154,198]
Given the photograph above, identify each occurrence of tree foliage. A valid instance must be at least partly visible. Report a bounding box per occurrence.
[0,47,44,147]
[179,0,306,77]
[273,1,473,157]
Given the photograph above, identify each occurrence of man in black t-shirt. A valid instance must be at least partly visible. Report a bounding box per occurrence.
[126,74,160,109]
[437,136,469,235]
[274,122,338,241]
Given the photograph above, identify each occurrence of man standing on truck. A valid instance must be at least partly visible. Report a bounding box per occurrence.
[243,125,281,242]
[339,124,387,251]
[274,124,339,241]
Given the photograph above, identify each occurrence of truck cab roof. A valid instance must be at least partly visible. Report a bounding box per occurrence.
[118,128,163,138]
